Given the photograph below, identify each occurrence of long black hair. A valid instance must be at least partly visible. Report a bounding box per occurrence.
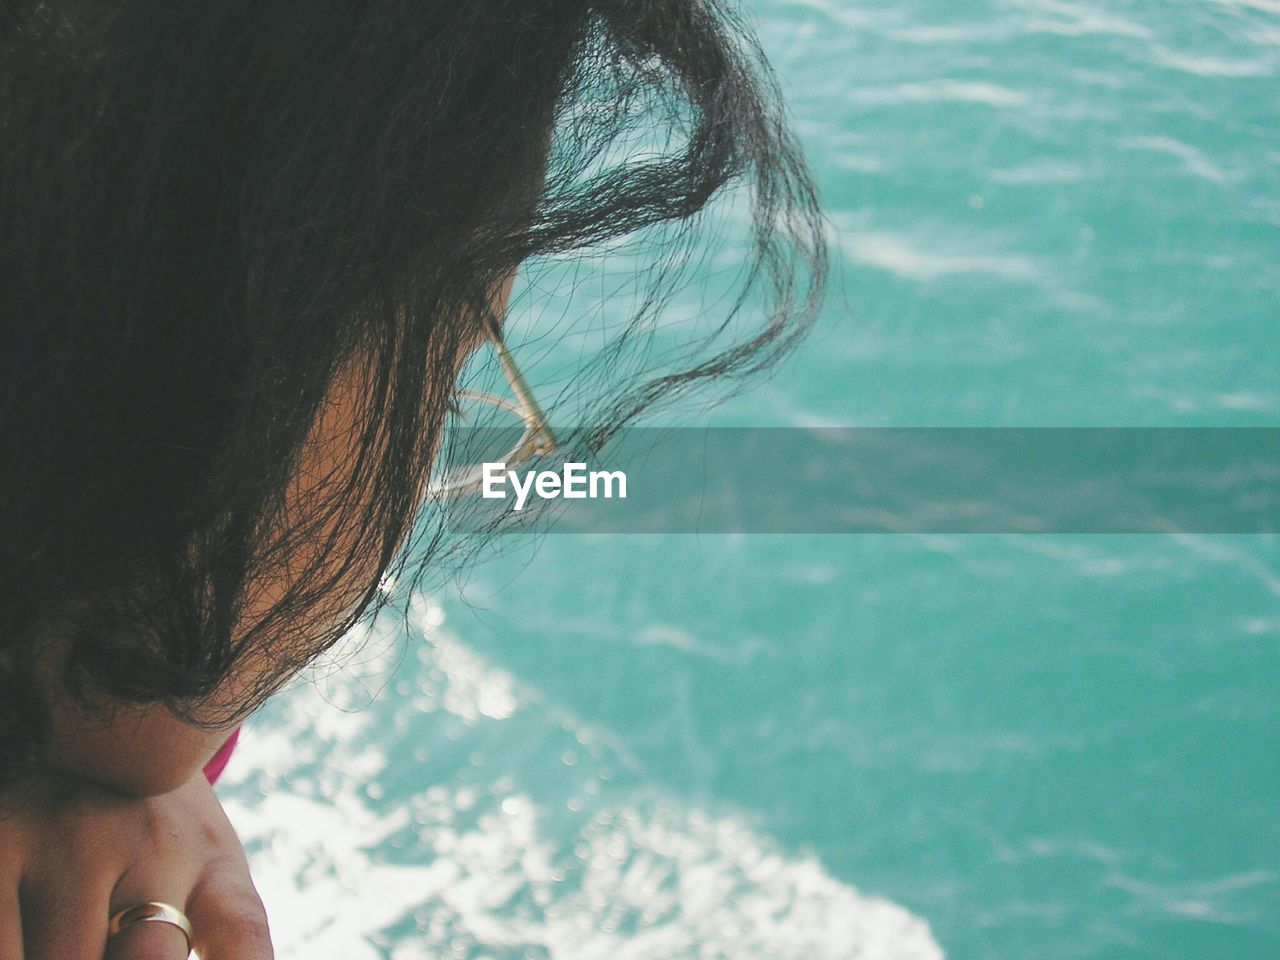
[0,0,826,783]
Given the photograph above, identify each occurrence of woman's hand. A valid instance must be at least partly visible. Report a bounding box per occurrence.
[0,768,271,959]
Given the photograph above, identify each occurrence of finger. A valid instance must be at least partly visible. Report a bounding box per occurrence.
[19,878,110,960]
[103,907,192,960]
[0,889,22,960]
[185,866,273,960]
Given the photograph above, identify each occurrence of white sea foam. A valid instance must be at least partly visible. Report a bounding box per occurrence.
[225,781,946,960]
[1010,0,1154,38]
[220,598,945,959]
[851,80,1030,108]
[988,161,1086,185]
[781,0,893,31]
[1120,136,1232,184]
[1147,45,1276,78]
[887,23,1015,45]
[1202,0,1280,16]
[840,229,1041,284]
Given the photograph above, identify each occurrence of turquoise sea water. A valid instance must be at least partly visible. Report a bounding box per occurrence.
[220,1,1280,957]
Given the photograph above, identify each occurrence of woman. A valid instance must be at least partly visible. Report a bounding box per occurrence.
[0,0,826,956]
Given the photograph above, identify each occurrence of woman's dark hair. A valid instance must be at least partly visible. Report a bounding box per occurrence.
[0,0,826,783]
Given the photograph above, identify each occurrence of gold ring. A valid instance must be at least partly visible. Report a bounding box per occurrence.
[108,901,194,953]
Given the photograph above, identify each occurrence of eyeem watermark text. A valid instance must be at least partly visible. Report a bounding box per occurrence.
[482,462,627,511]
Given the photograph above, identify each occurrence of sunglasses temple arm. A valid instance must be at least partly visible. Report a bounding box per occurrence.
[491,332,557,451]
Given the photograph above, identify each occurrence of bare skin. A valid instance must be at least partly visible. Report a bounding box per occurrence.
[0,271,518,959]
[1,770,267,960]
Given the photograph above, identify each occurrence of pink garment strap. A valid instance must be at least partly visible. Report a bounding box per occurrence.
[202,726,240,786]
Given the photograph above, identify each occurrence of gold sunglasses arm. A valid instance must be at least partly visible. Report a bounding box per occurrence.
[488,320,557,454]
[423,314,559,500]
